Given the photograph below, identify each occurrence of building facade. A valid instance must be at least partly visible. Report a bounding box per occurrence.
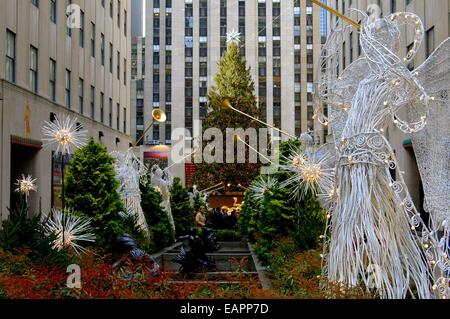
[0,0,132,219]
[328,0,450,212]
[141,0,328,184]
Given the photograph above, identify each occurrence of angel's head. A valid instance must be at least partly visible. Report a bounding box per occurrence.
[360,12,424,71]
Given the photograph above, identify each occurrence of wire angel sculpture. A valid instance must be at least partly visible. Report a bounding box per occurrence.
[111,149,149,233]
[150,164,175,234]
[314,11,449,299]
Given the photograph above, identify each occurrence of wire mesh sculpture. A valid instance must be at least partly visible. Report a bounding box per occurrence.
[111,149,149,233]
[150,165,176,234]
[314,10,450,299]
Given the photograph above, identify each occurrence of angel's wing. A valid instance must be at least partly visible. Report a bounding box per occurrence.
[409,37,450,225]
[314,14,368,147]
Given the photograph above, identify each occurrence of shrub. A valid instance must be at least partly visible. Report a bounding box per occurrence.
[64,138,134,250]
[170,177,194,236]
[0,204,75,268]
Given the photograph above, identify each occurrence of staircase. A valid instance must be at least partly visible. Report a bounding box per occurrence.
[151,240,268,286]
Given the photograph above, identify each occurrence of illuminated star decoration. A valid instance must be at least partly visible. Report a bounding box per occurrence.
[281,145,335,199]
[42,115,88,156]
[226,29,241,44]
[15,174,37,200]
[45,208,96,254]
[249,176,278,204]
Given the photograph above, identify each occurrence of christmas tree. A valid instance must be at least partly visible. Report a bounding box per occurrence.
[64,138,133,250]
[192,42,265,192]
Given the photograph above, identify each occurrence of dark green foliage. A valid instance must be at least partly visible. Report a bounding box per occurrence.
[64,138,130,250]
[170,177,194,237]
[239,139,326,264]
[215,229,242,242]
[289,196,325,251]
[0,204,75,268]
[192,42,264,191]
[140,178,175,251]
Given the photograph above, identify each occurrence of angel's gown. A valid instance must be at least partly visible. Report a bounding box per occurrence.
[151,166,176,234]
[114,151,148,233]
[326,73,433,299]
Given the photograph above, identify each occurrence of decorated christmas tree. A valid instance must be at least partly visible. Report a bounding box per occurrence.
[192,41,265,192]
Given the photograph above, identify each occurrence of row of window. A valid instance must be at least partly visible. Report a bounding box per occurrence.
[33,0,127,36]
[6,29,126,133]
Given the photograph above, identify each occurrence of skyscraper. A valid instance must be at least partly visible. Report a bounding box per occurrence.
[0,0,132,217]
[139,0,327,184]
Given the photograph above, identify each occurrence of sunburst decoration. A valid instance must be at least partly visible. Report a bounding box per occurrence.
[281,146,335,199]
[15,174,37,198]
[42,115,88,156]
[45,208,95,254]
[226,29,241,44]
[248,176,278,204]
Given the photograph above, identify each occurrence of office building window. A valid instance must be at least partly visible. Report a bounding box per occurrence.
[65,69,71,108]
[6,30,16,83]
[109,98,113,127]
[66,0,72,36]
[426,27,435,58]
[220,0,227,55]
[391,0,396,13]
[80,11,85,47]
[124,10,127,35]
[30,46,38,93]
[117,51,120,80]
[239,0,246,55]
[349,32,354,63]
[100,34,105,65]
[109,43,113,73]
[124,58,127,85]
[49,59,56,101]
[50,0,56,23]
[90,86,95,119]
[79,78,84,114]
[100,92,104,123]
[91,23,95,57]
[110,0,113,18]
[117,0,121,27]
[117,103,120,130]
[123,107,126,133]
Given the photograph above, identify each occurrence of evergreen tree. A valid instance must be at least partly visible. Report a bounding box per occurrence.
[170,177,194,237]
[192,42,265,192]
[64,138,128,250]
[140,177,175,250]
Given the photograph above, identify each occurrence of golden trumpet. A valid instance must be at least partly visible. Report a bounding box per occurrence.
[311,0,360,29]
[134,109,167,147]
[221,98,297,140]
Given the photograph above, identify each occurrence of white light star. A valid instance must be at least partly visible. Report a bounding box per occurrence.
[42,115,88,156]
[226,29,241,44]
[15,174,37,198]
[45,208,96,254]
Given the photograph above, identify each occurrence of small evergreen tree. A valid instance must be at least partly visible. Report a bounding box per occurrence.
[64,138,128,250]
[192,42,265,191]
[140,178,175,250]
[170,177,194,237]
